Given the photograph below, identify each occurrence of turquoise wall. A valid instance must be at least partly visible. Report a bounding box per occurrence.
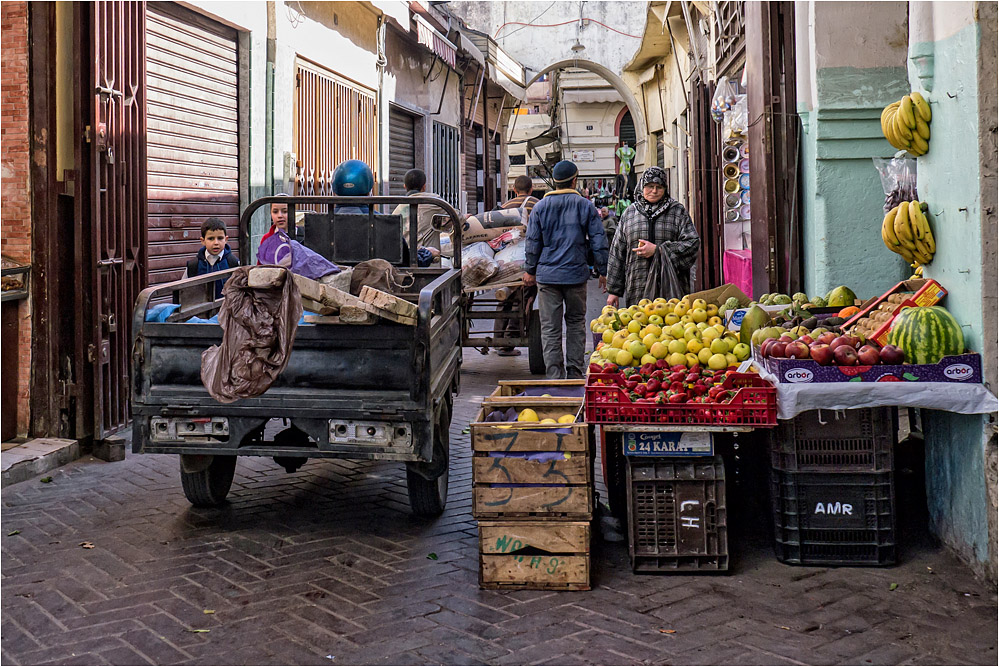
[798,67,911,300]
[908,20,992,576]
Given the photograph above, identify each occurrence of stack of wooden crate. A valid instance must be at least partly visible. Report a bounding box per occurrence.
[471,380,593,591]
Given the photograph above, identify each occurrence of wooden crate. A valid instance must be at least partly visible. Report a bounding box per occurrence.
[479,520,590,590]
[471,407,593,520]
[483,380,585,408]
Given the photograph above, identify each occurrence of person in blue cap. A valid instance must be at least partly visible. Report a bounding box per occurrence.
[332,159,374,214]
[523,160,608,379]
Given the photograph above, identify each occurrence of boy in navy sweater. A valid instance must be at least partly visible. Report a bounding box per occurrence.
[185,218,238,298]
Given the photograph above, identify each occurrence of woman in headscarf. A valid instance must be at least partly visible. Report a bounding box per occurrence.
[605,166,700,306]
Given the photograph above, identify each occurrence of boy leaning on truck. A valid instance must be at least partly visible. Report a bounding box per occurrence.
[184,217,239,298]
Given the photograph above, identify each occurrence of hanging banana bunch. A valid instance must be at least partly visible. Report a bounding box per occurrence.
[881,92,932,156]
[882,200,935,269]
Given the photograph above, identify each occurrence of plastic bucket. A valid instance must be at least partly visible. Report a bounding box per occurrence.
[739,158,750,173]
[739,174,751,190]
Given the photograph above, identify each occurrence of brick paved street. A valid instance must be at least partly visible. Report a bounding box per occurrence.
[3,290,997,665]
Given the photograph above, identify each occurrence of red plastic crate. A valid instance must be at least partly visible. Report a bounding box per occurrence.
[585,372,777,427]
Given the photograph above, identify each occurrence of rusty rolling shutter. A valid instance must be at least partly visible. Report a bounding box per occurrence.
[295,60,378,202]
[388,106,416,196]
[145,3,239,285]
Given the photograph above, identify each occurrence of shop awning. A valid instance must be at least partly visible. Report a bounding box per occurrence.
[456,32,485,67]
[415,15,456,69]
[488,63,527,101]
[459,27,528,101]
[562,88,624,104]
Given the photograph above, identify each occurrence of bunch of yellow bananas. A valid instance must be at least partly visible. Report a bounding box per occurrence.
[882,200,935,266]
[881,92,932,156]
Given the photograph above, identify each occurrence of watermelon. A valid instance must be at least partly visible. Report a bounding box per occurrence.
[887,306,965,364]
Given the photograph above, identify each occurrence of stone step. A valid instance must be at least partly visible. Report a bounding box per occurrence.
[1,437,80,487]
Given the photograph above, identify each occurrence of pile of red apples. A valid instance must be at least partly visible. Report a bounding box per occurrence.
[759,331,905,366]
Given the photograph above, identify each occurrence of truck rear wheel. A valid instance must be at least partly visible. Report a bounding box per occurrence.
[407,403,450,517]
[528,309,545,375]
[180,455,237,507]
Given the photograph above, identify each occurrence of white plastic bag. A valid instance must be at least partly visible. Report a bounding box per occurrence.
[461,241,498,288]
[463,241,495,263]
[494,240,527,265]
[488,227,524,252]
[711,76,738,122]
[873,156,918,213]
[723,95,748,141]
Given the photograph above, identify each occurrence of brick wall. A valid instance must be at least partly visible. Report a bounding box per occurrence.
[2,1,32,437]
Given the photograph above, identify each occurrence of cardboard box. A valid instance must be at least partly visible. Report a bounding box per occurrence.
[759,352,982,384]
[725,304,788,331]
[686,283,751,308]
[845,279,947,346]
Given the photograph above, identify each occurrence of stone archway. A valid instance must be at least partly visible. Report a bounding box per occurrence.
[525,59,650,168]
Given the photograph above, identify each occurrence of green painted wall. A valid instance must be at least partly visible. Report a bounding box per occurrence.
[907,20,992,577]
[797,67,911,300]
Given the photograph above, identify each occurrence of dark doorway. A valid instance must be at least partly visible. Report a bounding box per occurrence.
[616,110,637,195]
[618,110,636,148]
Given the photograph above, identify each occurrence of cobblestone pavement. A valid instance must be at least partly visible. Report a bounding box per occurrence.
[3,288,997,666]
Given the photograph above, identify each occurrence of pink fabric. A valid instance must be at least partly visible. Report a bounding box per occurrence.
[723,249,753,299]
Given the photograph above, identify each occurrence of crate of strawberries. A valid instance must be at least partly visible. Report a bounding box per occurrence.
[585,360,777,427]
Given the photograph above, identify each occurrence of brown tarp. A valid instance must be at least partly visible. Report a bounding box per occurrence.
[201,267,303,403]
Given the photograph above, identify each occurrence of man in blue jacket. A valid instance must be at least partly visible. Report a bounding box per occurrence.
[523,161,608,379]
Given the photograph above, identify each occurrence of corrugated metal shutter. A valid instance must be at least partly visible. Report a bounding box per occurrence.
[145,3,239,285]
[388,107,416,196]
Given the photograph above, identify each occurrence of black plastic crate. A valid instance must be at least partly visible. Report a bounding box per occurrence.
[626,456,728,572]
[770,468,896,566]
[770,408,895,473]
[633,553,728,572]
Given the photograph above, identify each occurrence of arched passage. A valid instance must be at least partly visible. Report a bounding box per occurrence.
[525,59,650,170]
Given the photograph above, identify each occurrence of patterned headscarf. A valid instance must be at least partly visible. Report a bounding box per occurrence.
[633,166,672,219]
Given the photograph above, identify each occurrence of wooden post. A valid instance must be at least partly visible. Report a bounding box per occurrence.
[745,1,802,297]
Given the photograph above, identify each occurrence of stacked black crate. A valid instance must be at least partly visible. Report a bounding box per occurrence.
[769,408,897,566]
[622,430,729,572]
